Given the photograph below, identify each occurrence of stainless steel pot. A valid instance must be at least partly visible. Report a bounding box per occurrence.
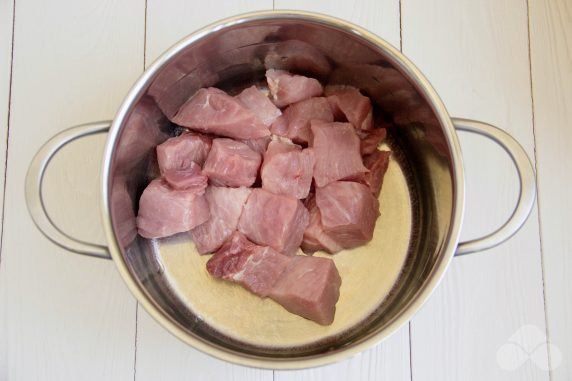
[25,11,536,369]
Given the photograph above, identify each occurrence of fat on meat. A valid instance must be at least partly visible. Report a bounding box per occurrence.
[269,256,341,325]
[171,87,271,139]
[202,138,262,187]
[191,186,251,254]
[261,141,315,199]
[235,85,282,126]
[310,121,368,187]
[316,181,379,250]
[238,189,309,256]
[206,231,291,297]
[266,69,323,108]
[325,85,373,130]
[136,179,209,239]
[271,97,333,144]
[301,195,343,254]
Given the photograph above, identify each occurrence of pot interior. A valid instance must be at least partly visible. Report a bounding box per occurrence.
[106,13,458,364]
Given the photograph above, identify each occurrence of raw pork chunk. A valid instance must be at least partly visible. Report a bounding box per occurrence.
[358,128,387,155]
[326,85,373,130]
[206,231,291,297]
[202,138,262,187]
[271,97,333,144]
[301,195,343,254]
[156,133,212,171]
[360,150,391,197]
[238,189,309,256]
[269,256,342,325]
[171,88,271,139]
[191,186,251,254]
[261,141,315,199]
[163,161,208,193]
[136,179,209,239]
[266,69,323,108]
[316,181,380,249]
[310,121,368,187]
[236,86,282,126]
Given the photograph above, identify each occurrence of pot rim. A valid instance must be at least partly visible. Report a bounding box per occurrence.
[100,10,465,370]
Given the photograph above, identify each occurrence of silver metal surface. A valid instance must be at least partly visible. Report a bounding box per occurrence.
[100,11,465,369]
[453,118,536,255]
[25,122,111,259]
[25,10,535,370]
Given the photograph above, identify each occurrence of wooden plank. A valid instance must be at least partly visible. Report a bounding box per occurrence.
[274,328,411,381]
[402,0,548,380]
[0,0,144,379]
[136,2,274,380]
[529,0,572,379]
[271,1,410,380]
[0,0,14,259]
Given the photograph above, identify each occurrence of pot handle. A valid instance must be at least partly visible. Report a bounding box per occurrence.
[25,121,112,259]
[452,118,536,256]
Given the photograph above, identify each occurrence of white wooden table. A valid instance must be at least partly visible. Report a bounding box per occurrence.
[0,1,570,380]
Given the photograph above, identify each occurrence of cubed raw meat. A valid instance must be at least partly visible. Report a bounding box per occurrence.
[326,85,373,130]
[172,88,271,139]
[240,136,271,155]
[202,138,262,187]
[316,181,380,249]
[136,179,209,239]
[271,97,333,144]
[301,195,343,254]
[261,141,315,199]
[358,128,387,155]
[238,189,309,256]
[206,231,291,297]
[310,121,368,187]
[266,69,323,108]
[236,85,282,126]
[156,133,212,173]
[191,186,251,254]
[163,161,208,193]
[269,256,341,325]
[360,150,391,197]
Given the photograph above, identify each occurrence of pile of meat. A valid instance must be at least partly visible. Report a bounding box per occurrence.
[136,69,391,325]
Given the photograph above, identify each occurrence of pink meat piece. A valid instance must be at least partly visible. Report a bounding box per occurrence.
[266,69,323,108]
[271,97,333,144]
[202,138,262,187]
[261,141,315,199]
[156,133,212,173]
[136,179,209,239]
[301,195,343,254]
[163,161,208,193]
[359,150,391,198]
[357,128,387,155]
[310,121,368,187]
[326,85,373,130]
[191,186,251,254]
[269,256,342,325]
[235,85,282,126]
[316,181,380,249]
[240,136,271,155]
[171,87,271,139]
[238,189,310,256]
[206,231,291,297]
